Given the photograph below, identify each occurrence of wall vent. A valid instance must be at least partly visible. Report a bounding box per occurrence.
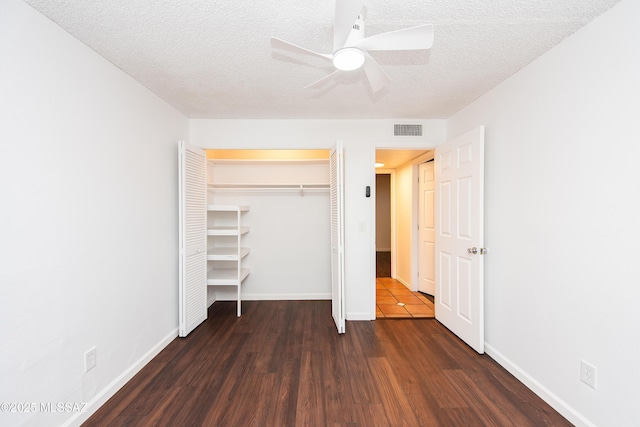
[394,124,422,136]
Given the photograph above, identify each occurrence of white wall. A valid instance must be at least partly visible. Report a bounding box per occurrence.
[447,1,640,425]
[394,162,414,286]
[0,1,189,426]
[191,119,446,319]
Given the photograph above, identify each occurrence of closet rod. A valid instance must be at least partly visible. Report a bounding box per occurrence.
[209,184,329,193]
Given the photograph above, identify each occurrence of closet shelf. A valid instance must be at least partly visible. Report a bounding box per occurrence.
[207,267,251,286]
[208,183,329,193]
[207,204,250,212]
[207,247,250,261]
[207,226,250,236]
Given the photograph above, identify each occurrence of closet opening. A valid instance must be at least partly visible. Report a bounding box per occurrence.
[205,149,333,309]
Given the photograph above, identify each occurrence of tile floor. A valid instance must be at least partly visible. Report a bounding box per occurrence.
[376,277,435,319]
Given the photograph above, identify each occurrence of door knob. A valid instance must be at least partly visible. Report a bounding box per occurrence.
[467,247,478,255]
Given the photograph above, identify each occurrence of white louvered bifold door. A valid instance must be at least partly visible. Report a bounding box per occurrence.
[330,141,345,334]
[178,141,207,337]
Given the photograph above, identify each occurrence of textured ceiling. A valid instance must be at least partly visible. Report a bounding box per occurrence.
[24,0,620,119]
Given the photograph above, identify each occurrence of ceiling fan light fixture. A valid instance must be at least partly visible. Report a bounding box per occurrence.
[333,47,365,71]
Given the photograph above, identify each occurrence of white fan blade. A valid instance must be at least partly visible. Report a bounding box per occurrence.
[363,53,390,93]
[355,24,434,51]
[334,0,365,51]
[271,37,332,61]
[305,70,342,89]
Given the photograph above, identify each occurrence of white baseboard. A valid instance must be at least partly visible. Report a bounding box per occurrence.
[485,343,594,427]
[347,312,375,321]
[395,276,411,289]
[62,328,179,427]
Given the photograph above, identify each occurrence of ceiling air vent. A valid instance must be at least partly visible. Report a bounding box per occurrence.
[394,124,422,136]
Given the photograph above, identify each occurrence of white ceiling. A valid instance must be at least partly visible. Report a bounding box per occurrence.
[24,0,620,119]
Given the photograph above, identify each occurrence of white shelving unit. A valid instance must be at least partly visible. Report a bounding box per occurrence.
[207,204,250,316]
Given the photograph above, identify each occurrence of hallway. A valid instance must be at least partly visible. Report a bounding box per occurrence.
[376,252,435,319]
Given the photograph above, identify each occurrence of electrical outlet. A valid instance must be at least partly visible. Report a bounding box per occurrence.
[85,347,97,372]
[580,360,596,389]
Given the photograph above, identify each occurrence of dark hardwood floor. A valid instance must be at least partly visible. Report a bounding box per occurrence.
[376,251,392,278]
[84,301,571,426]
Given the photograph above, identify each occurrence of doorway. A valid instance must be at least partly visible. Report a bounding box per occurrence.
[374,149,435,318]
[204,149,333,304]
[375,173,392,277]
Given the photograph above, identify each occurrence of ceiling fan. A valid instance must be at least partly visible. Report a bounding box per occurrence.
[271,0,434,93]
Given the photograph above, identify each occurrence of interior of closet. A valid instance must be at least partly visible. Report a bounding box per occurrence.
[206,149,332,306]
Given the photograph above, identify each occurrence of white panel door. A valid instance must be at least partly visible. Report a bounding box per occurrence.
[330,141,345,334]
[178,141,207,337]
[418,161,435,295]
[435,127,485,353]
